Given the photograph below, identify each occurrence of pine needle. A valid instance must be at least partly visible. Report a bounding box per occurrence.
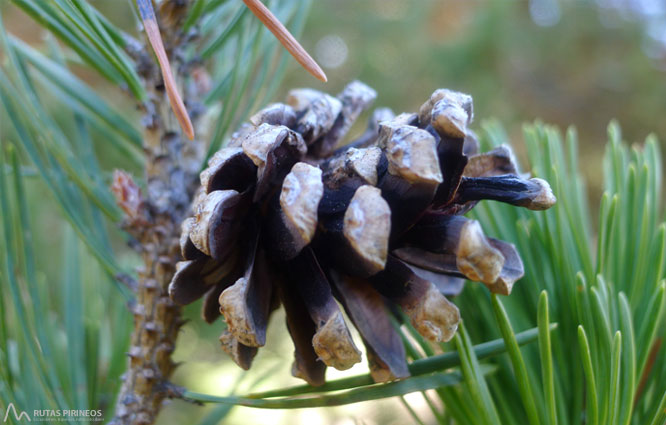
[136,0,195,140]
[242,0,327,82]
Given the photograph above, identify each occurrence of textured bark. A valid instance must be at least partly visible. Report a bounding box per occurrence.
[111,2,202,424]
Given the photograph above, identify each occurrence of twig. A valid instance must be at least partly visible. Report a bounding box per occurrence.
[111,2,204,424]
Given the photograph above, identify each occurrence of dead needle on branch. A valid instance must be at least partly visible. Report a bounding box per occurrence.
[242,0,328,82]
[137,0,195,140]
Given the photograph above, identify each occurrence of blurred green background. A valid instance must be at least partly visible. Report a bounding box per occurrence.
[287,0,666,204]
[2,0,665,424]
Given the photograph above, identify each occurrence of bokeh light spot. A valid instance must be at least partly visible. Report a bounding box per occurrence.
[316,34,349,69]
[530,0,562,27]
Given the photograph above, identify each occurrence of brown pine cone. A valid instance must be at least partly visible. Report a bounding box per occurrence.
[168,81,556,385]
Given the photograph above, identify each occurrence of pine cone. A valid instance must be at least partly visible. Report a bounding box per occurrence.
[168,81,556,385]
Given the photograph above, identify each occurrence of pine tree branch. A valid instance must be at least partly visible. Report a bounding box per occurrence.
[110,1,203,424]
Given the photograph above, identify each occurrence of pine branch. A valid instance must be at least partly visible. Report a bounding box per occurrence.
[109,2,202,423]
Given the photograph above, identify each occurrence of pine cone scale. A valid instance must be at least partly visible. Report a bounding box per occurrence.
[331,273,410,380]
